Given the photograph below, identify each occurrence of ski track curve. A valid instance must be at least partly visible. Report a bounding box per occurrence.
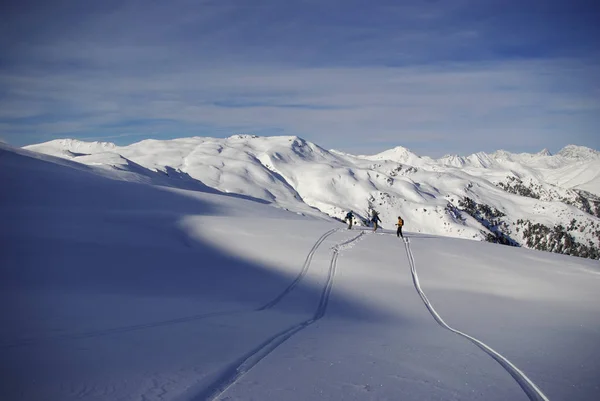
[403,237,550,401]
[3,229,341,349]
[196,231,365,401]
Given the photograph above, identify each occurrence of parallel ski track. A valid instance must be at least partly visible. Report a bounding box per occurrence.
[258,228,338,310]
[197,231,365,401]
[403,237,550,401]
[2,229,339,349]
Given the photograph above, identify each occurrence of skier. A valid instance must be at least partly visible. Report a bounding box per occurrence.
[345,210,354,229]
[371,211,381,232]
[395,216,404,238]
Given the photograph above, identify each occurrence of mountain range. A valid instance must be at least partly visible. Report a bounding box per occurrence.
[25,136,600,259]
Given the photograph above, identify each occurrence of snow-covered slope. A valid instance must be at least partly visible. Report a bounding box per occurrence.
[2,142,599,401]
[24,136,600,259]
[25,138,118,159]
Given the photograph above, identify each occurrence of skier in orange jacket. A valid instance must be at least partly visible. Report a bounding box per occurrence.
[395,216,404,238]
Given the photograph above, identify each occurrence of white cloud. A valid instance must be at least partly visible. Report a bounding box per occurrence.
[1,59,599,155]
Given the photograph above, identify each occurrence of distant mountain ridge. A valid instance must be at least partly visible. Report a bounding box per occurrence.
[24,136,600,259]
[436,145,599,168]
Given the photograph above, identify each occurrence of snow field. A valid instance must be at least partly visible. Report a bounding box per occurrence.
[1,143,599,400]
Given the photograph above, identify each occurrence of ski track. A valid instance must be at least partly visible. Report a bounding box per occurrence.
[195,231,365,401]
[2,229,340,349]
[403,237,550,401]
[258,228,338,310]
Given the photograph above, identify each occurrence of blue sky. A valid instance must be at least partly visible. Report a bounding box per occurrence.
[1,0,599,157]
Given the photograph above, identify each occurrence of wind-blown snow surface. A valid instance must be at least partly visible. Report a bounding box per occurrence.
[1,143,600,401]
[25,136,600,259]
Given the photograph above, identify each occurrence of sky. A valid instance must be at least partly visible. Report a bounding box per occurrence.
[1,0,599,157]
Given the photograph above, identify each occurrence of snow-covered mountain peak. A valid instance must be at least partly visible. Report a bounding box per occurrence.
[489,150,514,161]
[557,145,600,160]
[466,151,495,168]
[363,146,422,165]
[377,145,415,157]
[537,148,552,157]
[438,154,466,167]
[260,136,332,162]
[225,134,319,155]
[442,150,509,168]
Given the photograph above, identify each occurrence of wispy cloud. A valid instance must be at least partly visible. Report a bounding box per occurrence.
[1,0,598,156]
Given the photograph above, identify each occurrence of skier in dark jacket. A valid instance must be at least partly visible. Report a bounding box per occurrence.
[345,211,354,229]
[371,211,381,232]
